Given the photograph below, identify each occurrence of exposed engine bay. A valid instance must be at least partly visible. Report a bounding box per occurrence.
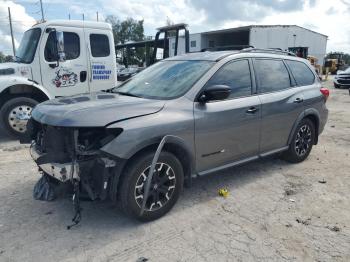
[26,119,124,228]
[28,119,123,200]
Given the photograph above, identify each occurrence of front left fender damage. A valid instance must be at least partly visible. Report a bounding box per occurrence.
[28,118,125,202]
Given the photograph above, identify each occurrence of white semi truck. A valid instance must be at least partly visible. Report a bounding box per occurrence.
[0,20,117,137]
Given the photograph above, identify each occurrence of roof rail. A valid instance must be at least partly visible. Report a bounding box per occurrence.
[202,45,254,52]
[240,47,296,56]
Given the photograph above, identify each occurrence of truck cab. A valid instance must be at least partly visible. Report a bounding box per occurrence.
[0,20,117,138]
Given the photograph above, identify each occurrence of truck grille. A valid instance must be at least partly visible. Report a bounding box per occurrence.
[337,79,350,85]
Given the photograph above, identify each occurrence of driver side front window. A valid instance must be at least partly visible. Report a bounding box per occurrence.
[45,32,80,62]
[205,59,252,99]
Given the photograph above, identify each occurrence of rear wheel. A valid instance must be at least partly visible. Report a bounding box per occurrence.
[282,118,315,163]
[119,151,184,221]
[0,97,38,138]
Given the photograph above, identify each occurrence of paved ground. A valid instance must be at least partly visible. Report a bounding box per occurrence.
[0,79,349,262]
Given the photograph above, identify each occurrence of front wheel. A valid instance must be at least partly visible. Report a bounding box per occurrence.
[119,151,184,221]
[282,118,315,163]
[0,97,38,138]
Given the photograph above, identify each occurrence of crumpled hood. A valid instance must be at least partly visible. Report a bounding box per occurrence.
[0,62,32,78]
[32,92,165,127]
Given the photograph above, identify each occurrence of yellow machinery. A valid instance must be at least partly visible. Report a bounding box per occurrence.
[307,55,322,78]
[324,53,345,74]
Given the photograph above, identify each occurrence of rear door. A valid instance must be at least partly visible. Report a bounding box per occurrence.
[254,58,305,153]
[85,29,117,92]
[194,59,261,173]
[40,26,89,97]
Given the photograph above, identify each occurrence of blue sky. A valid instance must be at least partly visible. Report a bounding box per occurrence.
[1,0,350,55]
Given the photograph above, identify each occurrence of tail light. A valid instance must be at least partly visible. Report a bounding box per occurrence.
[320,87,330,101]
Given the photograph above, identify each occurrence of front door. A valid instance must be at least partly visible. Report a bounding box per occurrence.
[40,26,89,97]
[194,59,261,173]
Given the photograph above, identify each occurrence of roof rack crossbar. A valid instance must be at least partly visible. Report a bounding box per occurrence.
[240,47,296,56]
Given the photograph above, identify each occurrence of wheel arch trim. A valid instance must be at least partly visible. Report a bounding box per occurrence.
[287,109,320,146]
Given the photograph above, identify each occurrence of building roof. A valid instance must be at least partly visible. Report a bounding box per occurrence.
[200,25,327,38]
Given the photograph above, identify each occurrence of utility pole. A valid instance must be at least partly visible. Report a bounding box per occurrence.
[96,11,99,21]
[39,0,45,21]
[8,7,16,57]
[68,13,71,20]
[82,13,84,21]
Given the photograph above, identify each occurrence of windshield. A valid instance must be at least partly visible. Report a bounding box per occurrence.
[16,28,41,64]
[114,60,213,100]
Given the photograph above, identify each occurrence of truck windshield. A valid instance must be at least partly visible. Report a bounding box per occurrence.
[114,60,214,100]
[16,28,41,64]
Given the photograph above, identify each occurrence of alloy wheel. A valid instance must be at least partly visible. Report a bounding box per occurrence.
[134,162,176,212]
[294,124,312,157]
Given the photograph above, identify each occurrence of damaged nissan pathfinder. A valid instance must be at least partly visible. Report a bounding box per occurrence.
[25,49,329,224]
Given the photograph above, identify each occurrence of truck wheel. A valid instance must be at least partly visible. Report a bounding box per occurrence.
[0,97,38,138]
[334,83,340,89]
[282,118,315,163]
[119,151,184,221]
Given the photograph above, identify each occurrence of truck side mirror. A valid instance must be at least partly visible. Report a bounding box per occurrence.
[56,31,66,63]
[45,28,66,68]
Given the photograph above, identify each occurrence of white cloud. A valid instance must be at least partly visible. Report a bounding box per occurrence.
[96,0,350,53]
[0,0,36,55]
[0,0,349,55]
[258,0,350,53]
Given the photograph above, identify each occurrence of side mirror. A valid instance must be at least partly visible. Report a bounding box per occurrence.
[198,85,231,103]
[56,31,66,62]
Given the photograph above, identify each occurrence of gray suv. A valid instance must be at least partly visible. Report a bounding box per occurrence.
[27,49,329,222]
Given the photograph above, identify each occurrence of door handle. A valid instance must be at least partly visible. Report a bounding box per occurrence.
[293,97,304,103]
[246,106,258,114]
[80,71,87,82]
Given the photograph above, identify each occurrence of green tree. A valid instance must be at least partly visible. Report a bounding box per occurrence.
[0,52,13,63]
[4,55,14,62]
[106,16,144,44]
[343,53,350,65]
[106,16,145,66]
[0,52,6,63]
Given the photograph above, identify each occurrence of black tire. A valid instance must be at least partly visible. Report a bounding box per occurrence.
[119,151,184,222]
[282,118,316,163]
[334,83,340,89]
[0,97,38,139]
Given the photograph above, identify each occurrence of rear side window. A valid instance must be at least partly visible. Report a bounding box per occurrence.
[45,32,80,61]
[205,59,252,99]
[286,60,315,86]
[254,59,291,93]
[90,34,110,57]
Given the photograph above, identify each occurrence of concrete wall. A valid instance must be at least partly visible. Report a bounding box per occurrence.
[249,26,328,64]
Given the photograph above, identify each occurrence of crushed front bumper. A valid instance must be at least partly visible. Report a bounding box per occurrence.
[30,144,79,182]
